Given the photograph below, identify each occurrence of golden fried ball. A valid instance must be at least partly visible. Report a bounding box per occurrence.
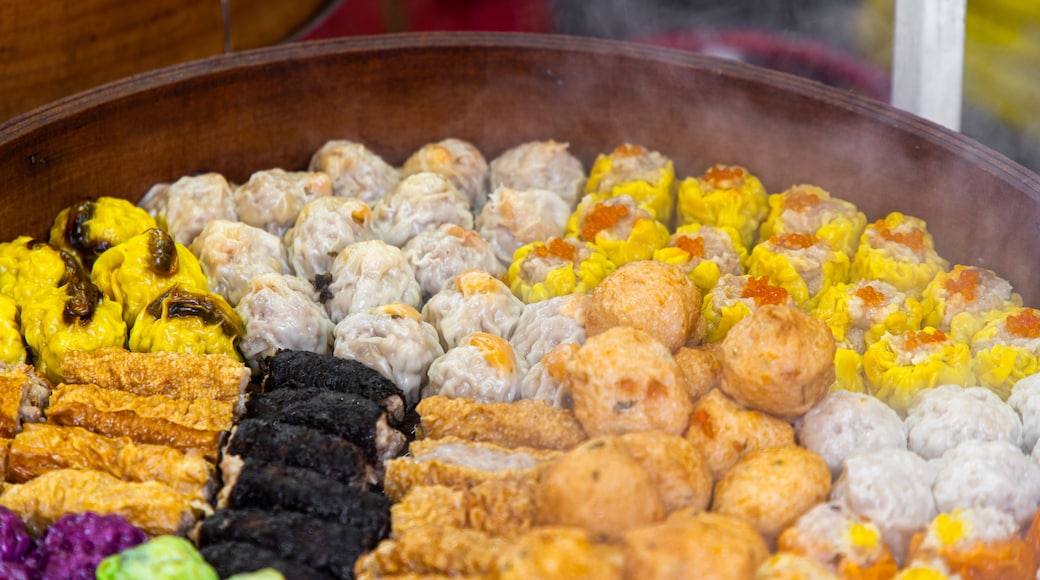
[534,437,664,541]
[586,260,703,352]
[684,388,795,480]
[711,445,831,546]
[624,510,770,580]
[719,303,836,420]
[674,343,721,402]
[565,326,693,436]
[617,431,713,514]
[495,526,625,580]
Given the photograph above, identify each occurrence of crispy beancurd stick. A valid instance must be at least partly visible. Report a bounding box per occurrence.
[416,395,586,450]
[391,479,537,537]
[354,525,508,579]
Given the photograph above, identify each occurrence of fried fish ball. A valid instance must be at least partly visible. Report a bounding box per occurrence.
[778,501,899,580]
[489,140,586,208]
[673,344,721,402]
[586,260,702,352]
[624,510,770,580]
[308,139,401,204]
[684,389,795,480]
[906,508,1037,580]
[712,445,831,545]
[534,437,664,541]
[565,326,692,436]
[401,138,489,210]
[720,303,836,420]
[617,431,712,513]
[495,526,625,580]
[416,395,586,451]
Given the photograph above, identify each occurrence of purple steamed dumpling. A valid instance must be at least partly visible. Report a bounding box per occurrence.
[32,512,147,579]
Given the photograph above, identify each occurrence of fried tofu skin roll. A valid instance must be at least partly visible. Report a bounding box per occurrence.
[972,307,1040,399]
[0,468,200,537]
[759,184,867,257]
[355,525,507,579]
[747,232,851,309]
[586,260,703,352]
[921,264,1021,343]
[128,284,243,360]
[0,363,51,438]
[489,140,586,209]
[652,223,747,296]
[712,445,831,545]
[283,196,377,282]
[391,479,536,538]
[49,196,159,270]
[143,173,237,246]
[676,164,770,249]
[8,424,212,500]
[507,236,615,304]
[495,526,625,580]
[534,437,665,541]
[617,431,712,514]
[403,225,505,301]
[565,326,692,436]
[416,395,586,451]
[720,303,836,420]
[702,273,796,343]
[308,139,401,204]
[863,328,975,414]
[624,510,770,580]
[849,212,949,299]
[232,168,332,236]
[62,347,248,402]
[684,389,795,480]
[566,194,671,267]
[906,508,1037,580]
[402,138,489,210]
[585,143,675,223]
[476,187,571,267]
[383,437,560,502]
[778,501,899,580]
[422,270,524,351]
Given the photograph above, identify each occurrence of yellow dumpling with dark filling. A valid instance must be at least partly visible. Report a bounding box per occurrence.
[0,236,73,306]
[128,284,242,360]
[48,197,158,270]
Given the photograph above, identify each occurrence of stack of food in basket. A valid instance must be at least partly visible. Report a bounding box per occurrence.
[0,136,1039,579]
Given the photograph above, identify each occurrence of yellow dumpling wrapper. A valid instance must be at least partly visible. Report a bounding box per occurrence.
[584,144,675,223]
[507,239,615,304]
[0,295,26,366]
[863,328,975,414]
[0,236,71,306]
[675,165,769,249]
[701,275,792,343]
[565,195,670,267]
[758,184,867,256]
[832,347,867,393]
[21,283,127,384]
[811,282,924,353]
[652,223,747,296]
[587,217,670,267]
[49,197,158,270]
[849,213,949,298]
[92,228,208,327]
[128,285,242,360]
[920,265,1022,344]
[971,308,1040,400]
[746,234,850,309]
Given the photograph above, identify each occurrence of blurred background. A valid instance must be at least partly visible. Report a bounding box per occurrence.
[3,0,1037,173]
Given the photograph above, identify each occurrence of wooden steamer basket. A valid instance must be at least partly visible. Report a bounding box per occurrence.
[1,32,1038,304]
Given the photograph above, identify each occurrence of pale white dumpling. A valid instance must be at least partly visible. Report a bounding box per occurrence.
[477,187,571,266]
[424,332,526,403]
[190,219,290,306]
[517,342,578,409]
[233,169,332,236]
[235,272,333,373]
[489,140,586,208]
[284,196,377,281]
[421,270,524,350]
[509,293,589,367]
[143,173,237,246]
[401,138,489,210]
[904,385,1022,460]
[308,139,401,204]
[795,390,907,478]
[333,303,444,405]
[374,172,473,247]
[323,240,421,323]
[1007,372,1040,453]
[931,439,1040,528]
[401,224,504,300]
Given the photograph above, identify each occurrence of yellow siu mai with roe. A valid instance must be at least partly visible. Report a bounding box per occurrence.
[507,236,615,304]
[863,327,975,414]
[849,212,949,299]
[758,184,867,257]
[971,307,1040,399]
[584,143,676,224]
[652,223,747,296]
[747,232,851,309]
[676,164,770,249]
[921,264,1022,344]
[702,273,796,344]
[566,194,670,267]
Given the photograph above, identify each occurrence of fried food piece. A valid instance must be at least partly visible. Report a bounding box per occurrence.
[565,326,692,436]
[586,260,703,351]
[8,423,212,500]
[684,389,795,479]
[624,510,770,580]
[616,431,712,514]
[0,363,50,438]
[416,395,586,450]
[495,526,625,580]
[46,383,228,459]
[674,344,721,402]
[61,347,248,402]
[384,437,560,502]
[354,525,508,578]
[0,468,200,536]
[392,479,536,537]
[906,508,1036,580]
[720,303,836,420]
[756,553,841,579]
[712,445,832,546]
[778,501,899,580]
[534,437,664,541]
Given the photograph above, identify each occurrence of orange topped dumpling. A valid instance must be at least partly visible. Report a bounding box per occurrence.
[676,164,770,249]
[850,212,948,299]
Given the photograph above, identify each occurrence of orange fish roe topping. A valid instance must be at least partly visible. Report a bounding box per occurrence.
[350,207,372,224]
[1006,309,1040,339]
[703,165,746,189]
[614,143,645,157]
[771,232,819,251]
[903,329,948,351]
[675,235,706,258]
[854,284,887,307]
[943,268,981,302]
[581,203,630,240]
[741,276,789,306]
[456,270,500,295]
[381,303,422,321]
[783,189,822,212]
[544,343,580,382]
[874,220,927,252]
[465,332,515,372]
[533,237,578,262]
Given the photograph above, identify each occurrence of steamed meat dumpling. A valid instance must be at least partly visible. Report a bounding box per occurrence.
[189,219,290,306]
[374,172,473,247]
[283,196,377,282]
[421,270,525,350]
[477,187,571,266]
[143,173,238,246]
[232,168,332,236]
[308,139,401,204]
[401,138,489,210]
[401,224,504,301]
[489,140,586,209]
[321,240,421,324]
[510,293,589,368]
[424,332,527,403]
